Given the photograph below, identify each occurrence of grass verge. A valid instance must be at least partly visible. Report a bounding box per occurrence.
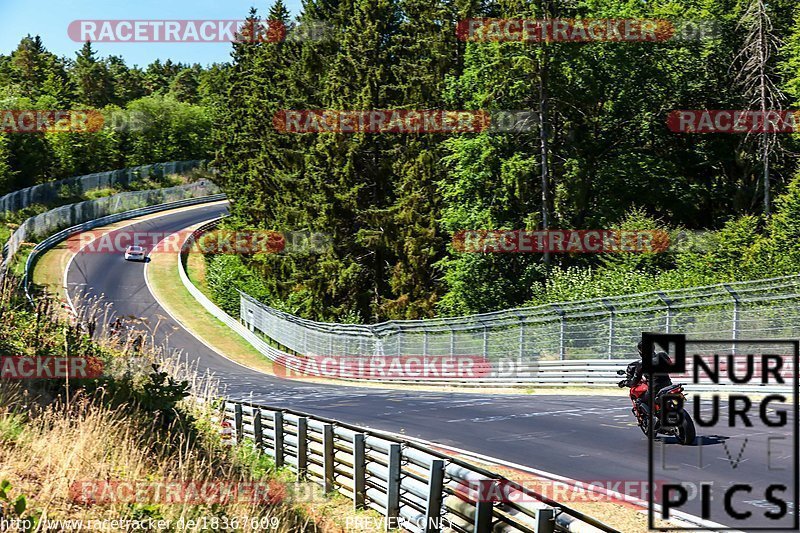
[145,223,276,376]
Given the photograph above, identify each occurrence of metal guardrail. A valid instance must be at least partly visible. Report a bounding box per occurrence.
[0,160,206,214]
[220,398,616,533]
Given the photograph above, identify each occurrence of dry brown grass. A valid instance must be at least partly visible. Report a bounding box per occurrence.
[0,277,380,533]
[0,376,384,532]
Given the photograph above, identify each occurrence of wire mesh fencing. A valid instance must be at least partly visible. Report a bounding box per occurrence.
[2,179,221,275]
[0,160,207,214]
[240,276,800,362]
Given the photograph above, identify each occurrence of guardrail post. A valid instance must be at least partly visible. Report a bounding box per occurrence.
[352,433,366,510]
[724,284,740,355]
[296,417,308,481]
[473,480,494,533]
[536,507,556,533]
[253,409,263,451]
[424,459,445,533]
[273,411,284,468]
[386,443,401,531]
[323,424,335,493]
[602,299,615,359]
[234,403,243,443]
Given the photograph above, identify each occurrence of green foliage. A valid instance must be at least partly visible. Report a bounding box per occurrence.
[207,0,800,322]
[0,412,25,443]
[205,254,271,317]
[124,95,212,166]
[0,36,216,196]
[0,480,40,531]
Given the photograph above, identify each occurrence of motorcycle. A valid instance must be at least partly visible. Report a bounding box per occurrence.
[617,366,696,445]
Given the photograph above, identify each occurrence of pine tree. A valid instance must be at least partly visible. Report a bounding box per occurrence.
[71,42,113,107]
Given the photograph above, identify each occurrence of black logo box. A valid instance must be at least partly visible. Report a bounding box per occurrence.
[642,334,799,531]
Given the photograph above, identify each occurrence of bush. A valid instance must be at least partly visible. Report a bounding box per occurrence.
[205,254,271,317]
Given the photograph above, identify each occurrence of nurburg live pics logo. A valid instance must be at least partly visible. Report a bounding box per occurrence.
[643,333,799,530]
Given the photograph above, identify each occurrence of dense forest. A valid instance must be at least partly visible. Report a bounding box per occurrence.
[6,0,800,324]
[0,37,217,194]
[208,0,800,323]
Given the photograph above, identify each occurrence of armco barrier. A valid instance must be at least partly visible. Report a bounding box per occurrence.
[180,221,793,393]
[220,398,616,533]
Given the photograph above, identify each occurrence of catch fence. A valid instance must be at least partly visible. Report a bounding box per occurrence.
[240,276,800,362]
[0,160,206,214]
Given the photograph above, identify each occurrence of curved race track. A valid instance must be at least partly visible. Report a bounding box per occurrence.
[65,204,795,529]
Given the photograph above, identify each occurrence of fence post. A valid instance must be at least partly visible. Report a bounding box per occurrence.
[518,317,526,363]
[323,424,335,493]
[352,433,366,510]
[234,403,243,443]
[396,326,402,357]
[273,411,284,468]
[296,417,308,481]
[552,304,566,360]
[602,299,615,359]
[449,327,455,357]
[657,291,673,333]
[724,284,740,355]
[253,409,263,451]
[482,326,489,359]
[474,480,494,533]
[386,443,402,531]
[423,331,429,357]
[424,459,446,533]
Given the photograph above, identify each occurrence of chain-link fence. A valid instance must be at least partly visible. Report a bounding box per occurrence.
[0,160,206,214]
[2,179,220,274]
[240,276,800,361]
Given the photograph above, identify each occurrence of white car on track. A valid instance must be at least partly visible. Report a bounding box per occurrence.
[124,245,147,261]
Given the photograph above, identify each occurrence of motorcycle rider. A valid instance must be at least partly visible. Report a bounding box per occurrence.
[618,341,673,417]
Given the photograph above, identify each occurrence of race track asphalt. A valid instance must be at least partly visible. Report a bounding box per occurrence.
[64,204,797,529]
